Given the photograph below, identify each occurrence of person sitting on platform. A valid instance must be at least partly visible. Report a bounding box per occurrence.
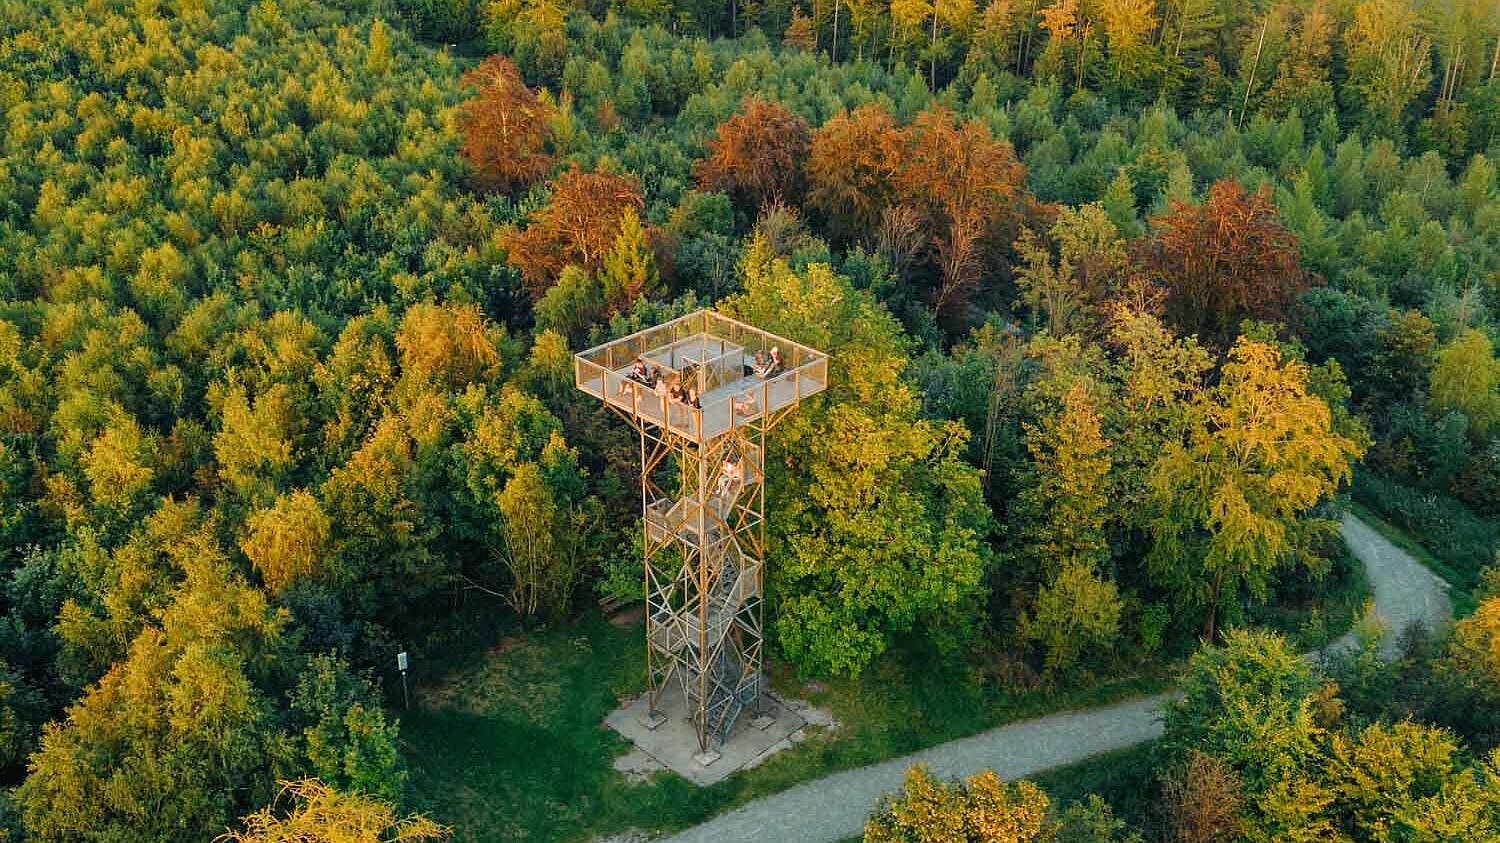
[653,372,670,408]
[731,390,758,417]
[618,356,650,396]
[743,351,764,378]
[683,384,701,410]
[757,346,783,379]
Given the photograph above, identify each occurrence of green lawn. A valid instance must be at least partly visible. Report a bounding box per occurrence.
[401,530,1370,842]
[400,613,1173,842]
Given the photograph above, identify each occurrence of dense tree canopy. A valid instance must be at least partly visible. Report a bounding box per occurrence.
[1,0,1498,837]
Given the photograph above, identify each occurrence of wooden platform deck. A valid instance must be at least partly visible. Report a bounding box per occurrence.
[574,309,829,446]
[578,360,825,443]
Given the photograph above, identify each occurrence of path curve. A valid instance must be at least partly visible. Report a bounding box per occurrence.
[653,512,1451,843]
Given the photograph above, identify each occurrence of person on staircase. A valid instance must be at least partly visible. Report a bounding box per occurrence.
[715,453,742,499]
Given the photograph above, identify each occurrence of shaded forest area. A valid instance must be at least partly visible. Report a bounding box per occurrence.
[0,0,1497,839]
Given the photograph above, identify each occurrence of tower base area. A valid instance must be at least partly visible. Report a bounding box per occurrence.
[605,691,807,786]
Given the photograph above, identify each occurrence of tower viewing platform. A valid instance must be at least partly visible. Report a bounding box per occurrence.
[573,310,828,445]
[574,310,829,770]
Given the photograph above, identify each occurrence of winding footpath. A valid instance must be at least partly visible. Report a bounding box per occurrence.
[655,513,1452,843]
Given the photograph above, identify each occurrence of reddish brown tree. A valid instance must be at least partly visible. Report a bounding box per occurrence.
[694,97,812,210]
[501,165,647,296]
[1139,179,1310,343]
[457,56,554,194]
[806,103,906,242]
[897,107,1027,236]
[894,107,1029,315]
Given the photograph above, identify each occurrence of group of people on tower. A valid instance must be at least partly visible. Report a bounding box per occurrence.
[617,357,702,409]
[615,346,786,420]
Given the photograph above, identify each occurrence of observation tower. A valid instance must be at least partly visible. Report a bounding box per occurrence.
[575,310,828,755]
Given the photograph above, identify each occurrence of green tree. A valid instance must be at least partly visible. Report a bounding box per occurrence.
[216,779,448,843]
[722,239,991,676]
[598,209,661,311]
[1429,328,1500,435]
[1164,629,1335,842]
[1023,561,1123,676]
[1014,381,1112,576]
[1148,339,1365,639]
[20,548,286,842]
[285,655,403,802]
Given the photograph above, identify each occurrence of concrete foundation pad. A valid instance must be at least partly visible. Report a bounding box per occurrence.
[604,691,807,787]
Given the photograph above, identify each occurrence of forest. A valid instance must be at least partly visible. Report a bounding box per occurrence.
[0,0,1497,839]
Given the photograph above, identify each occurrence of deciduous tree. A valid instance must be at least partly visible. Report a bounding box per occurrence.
[695,97,812,211]
[457,55,554,194]
[806,104,905,243]
[217,779,448,843]
[1140,179,1309,344]
[1147,339,1364,640]
[501,166,647,295]
[722,239,991,676]
[1429,328,1500,436]
[865,765,1052,843]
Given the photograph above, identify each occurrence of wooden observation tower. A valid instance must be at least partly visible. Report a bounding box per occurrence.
[575,310,828,753]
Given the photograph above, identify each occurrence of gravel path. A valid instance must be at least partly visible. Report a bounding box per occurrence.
[652,512,1452,843]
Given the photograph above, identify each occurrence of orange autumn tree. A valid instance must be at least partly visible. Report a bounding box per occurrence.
[896,107,1029,314]
[1139,179,1310,344]
[457,56,554,194]
[501,165,647,296]
[806,103,906,243]
[694,97,812,210]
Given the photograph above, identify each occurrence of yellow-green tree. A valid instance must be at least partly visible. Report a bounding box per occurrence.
[1148,339,1365,640]
[217,779,448,843]
[865,765,1052,842]
[241,489,332,592]
[1326,721,1500,842]
[1014,381,1112,576]
[722,238,991,676]
[1344,0,1431,134]
[1429,328,1500,436]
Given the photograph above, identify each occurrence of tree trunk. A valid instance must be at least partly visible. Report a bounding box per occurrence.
[832,0,840,62]
[930,5,939,88]
[1019,0,1038,73]
[1238,16,1268,130]
[1202,567,1226,643]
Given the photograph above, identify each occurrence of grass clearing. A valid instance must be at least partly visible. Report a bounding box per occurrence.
[401,613,1173,843]
[401,524,1373,841]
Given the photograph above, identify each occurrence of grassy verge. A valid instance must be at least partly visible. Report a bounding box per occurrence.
[1250,540,1371,652]
[400,613,1173,843]
[1032,741,1161,831]
[401,526,1372,842]
[1347,500,1477,617]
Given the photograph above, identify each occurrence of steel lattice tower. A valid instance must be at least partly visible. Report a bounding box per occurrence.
[575,310,828,752]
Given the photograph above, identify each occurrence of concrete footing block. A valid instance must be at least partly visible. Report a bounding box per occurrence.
[692,749,722,767]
